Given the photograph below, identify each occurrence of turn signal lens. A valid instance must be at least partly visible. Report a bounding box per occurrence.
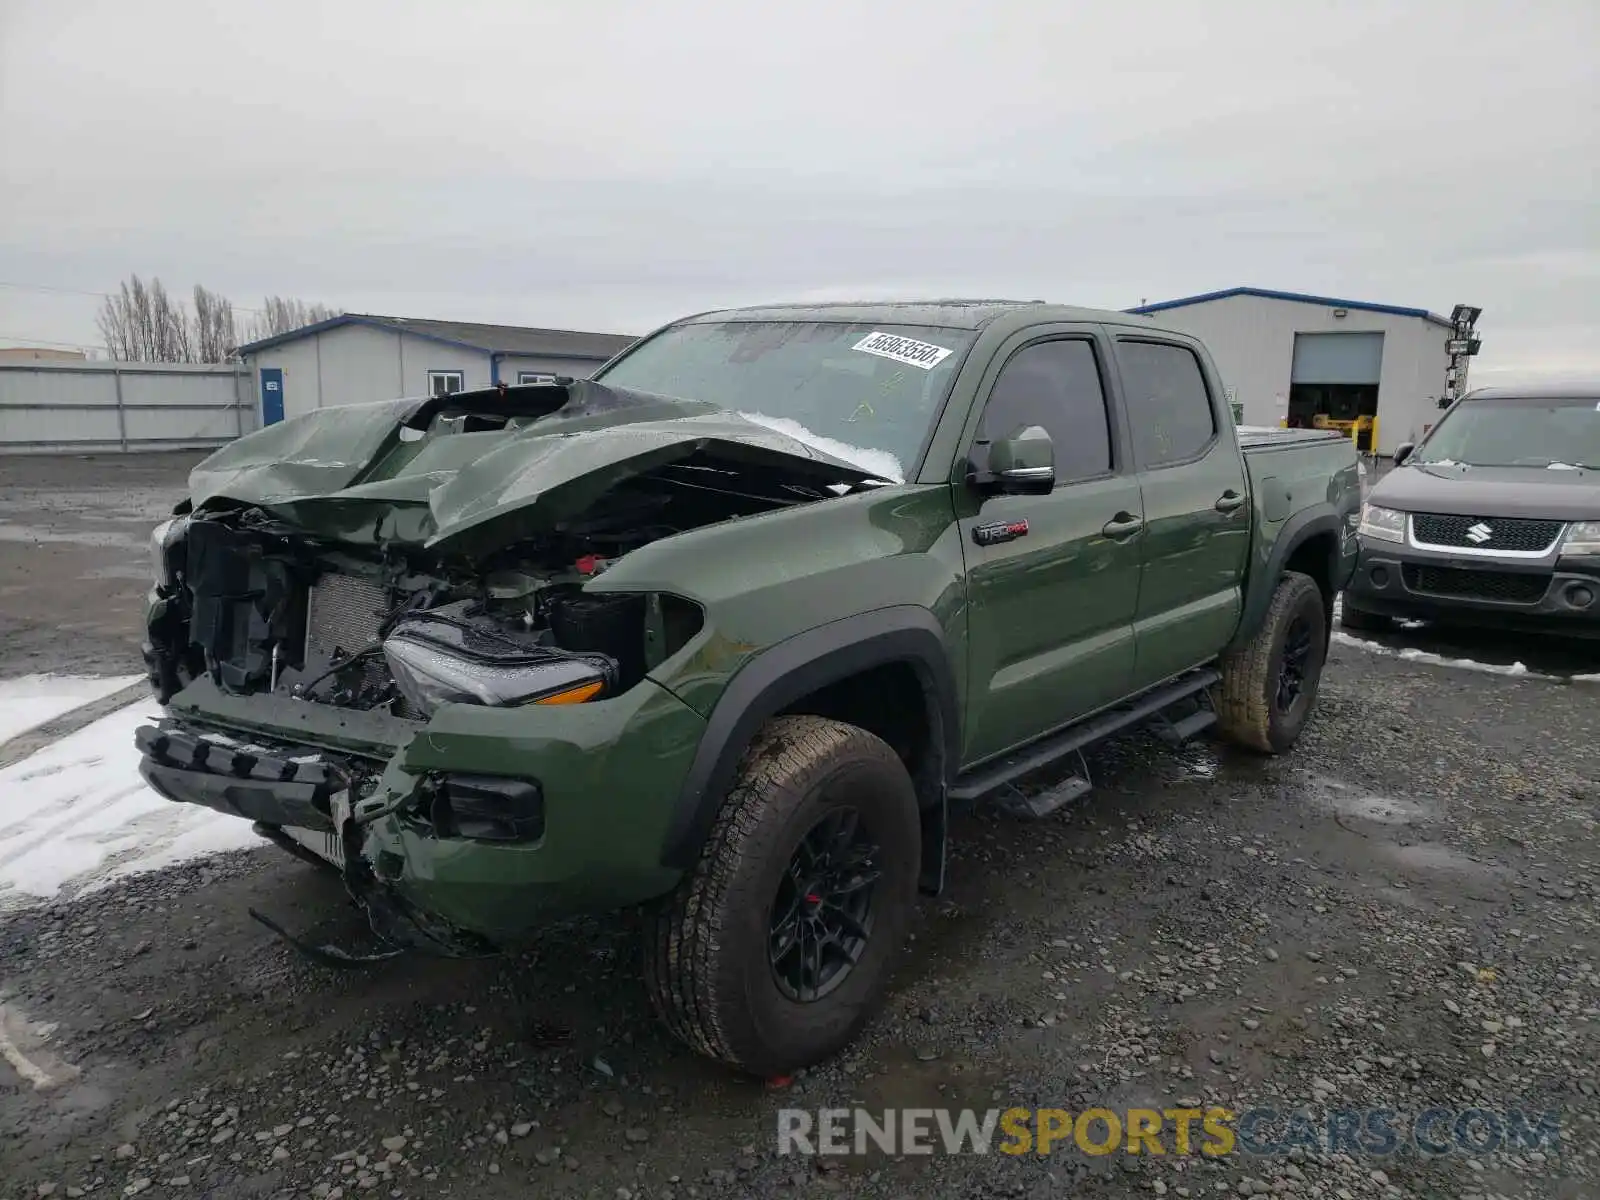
[533,681,605,706]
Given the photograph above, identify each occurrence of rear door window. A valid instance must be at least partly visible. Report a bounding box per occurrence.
[1117,341,1217,469]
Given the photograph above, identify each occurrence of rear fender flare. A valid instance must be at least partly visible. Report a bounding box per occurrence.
[659,606,959,870]
[1231,507,1346,650]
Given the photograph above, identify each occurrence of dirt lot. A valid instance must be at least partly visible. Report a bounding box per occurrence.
[0,452,207,679]
[1,453,1597,1199]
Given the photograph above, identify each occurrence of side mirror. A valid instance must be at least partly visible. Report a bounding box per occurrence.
[1393,442,1415,467]
[978,425,1055,495]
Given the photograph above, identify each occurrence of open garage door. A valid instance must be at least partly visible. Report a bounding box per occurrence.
[1288,332,1383,447]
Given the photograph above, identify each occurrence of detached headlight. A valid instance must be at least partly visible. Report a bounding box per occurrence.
[149,516,190,588]
[1358,504,1406,543]
[381,612,612,718]
[1562,521,1600,555]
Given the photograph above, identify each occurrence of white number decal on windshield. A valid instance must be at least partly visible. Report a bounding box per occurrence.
[852,331,954,370]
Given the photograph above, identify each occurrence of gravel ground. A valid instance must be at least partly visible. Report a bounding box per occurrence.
[1,453,1597,1199]
[1,646,1595,1199]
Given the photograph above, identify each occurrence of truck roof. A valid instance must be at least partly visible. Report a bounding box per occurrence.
[679,299,1173,333]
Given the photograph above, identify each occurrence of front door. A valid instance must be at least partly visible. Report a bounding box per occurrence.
[259,367,285,426]
[958,331,1145,766]
[1111,336,1250,688]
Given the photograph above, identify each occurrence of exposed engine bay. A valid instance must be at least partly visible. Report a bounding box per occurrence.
[145,505,708,718]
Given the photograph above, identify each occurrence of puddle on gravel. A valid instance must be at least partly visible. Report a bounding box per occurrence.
[1176,746,1221,780]
[1304,774,1429,825]
[1381,841,1507,881]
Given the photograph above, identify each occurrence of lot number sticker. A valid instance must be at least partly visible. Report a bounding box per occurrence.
[853,330,954,370]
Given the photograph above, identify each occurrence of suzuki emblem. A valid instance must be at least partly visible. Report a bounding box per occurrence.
[1465,522,1493,544]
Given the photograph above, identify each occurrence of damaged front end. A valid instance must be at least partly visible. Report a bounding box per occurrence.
[137,380,874,961]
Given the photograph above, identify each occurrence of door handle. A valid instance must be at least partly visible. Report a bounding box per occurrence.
[1101,513,1145,539]
[1215,490,1246,513]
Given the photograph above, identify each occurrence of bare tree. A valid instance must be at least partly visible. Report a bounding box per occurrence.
[150,279,192,362]
[97,275,337,362]
[246,295,338,342]
[192,285,237,363]
[97,275,150,361]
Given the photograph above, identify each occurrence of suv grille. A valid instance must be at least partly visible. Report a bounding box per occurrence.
[1403,564,1550,605]
[1411,513,1563,553]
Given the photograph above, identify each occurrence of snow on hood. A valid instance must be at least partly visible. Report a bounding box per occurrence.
[736,412,904,483]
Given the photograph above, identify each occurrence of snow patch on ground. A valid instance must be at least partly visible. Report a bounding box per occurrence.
[0,674,142,746]
[1332,632,1539,678]
[736,412,905,482]
[0,698,260,908]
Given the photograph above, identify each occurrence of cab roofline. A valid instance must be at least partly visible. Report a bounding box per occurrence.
[673,298,1135,332]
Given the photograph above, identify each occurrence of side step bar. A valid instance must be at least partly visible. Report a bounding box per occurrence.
[950,667,1221,804]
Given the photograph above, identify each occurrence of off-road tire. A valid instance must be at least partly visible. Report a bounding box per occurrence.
[643,714,920,1077]
[1338,598,1393,633]
[1215,570,1328,754]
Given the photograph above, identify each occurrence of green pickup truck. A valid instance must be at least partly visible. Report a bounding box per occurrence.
[137,300,1360,1075]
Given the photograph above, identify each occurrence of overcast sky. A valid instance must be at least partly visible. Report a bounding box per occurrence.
[2,0,1596,383]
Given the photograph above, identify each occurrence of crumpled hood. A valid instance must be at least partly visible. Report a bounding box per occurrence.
[1374,461,1600,521]
[185,381,879,557]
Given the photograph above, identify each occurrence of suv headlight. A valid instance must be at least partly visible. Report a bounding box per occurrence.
[1358,504,1405,543]
[1562,521,1600,555]
[149,516,190,588]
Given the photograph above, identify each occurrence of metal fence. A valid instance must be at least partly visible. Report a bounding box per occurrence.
[0,361,253,454]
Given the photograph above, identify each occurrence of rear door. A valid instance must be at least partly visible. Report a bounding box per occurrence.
[1110,335,1251,688]
[957,326,1145,765]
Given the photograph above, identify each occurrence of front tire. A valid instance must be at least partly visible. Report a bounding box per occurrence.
[643,715,920,1076]
[1216,571,1329,754]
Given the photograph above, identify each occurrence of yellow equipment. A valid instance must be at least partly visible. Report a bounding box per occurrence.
[1309,413,1379,453]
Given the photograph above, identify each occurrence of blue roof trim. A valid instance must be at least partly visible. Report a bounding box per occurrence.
[1127,287,1452,328]
[235,315,546,357]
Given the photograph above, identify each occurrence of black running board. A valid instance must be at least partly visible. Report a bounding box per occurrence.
[992,748,1092,819]
[950,668,1221,803]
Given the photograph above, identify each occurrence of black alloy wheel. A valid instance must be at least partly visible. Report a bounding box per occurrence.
[1275,615,1315,714]
[768,806,881,1003]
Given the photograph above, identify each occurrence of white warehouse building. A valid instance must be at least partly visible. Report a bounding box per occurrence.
[1128,287,1458,456]
[238,314,638,428]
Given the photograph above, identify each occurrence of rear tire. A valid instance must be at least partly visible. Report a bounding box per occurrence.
[643,715,920,1076]
[1338,598,1393,633]
[1216,571,1328,754]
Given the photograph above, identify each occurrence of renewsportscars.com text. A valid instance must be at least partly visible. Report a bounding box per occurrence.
[776,1106,1561,1158]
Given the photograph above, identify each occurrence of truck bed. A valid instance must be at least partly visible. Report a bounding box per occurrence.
[1236,426,1350,452]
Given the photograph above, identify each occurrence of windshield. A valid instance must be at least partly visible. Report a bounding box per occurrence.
[594,319,975,481]
[1415,396,1600,468]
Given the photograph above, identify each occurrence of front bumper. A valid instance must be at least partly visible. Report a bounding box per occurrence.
[1347,536,1600,636]
[137,674,706,949]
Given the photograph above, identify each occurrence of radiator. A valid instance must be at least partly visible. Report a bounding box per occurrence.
[305,572,389,667]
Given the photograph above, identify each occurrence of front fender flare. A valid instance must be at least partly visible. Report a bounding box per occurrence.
[659,605,959,870]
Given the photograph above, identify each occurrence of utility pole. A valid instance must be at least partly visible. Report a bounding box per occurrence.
[1441,304,1482,409]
